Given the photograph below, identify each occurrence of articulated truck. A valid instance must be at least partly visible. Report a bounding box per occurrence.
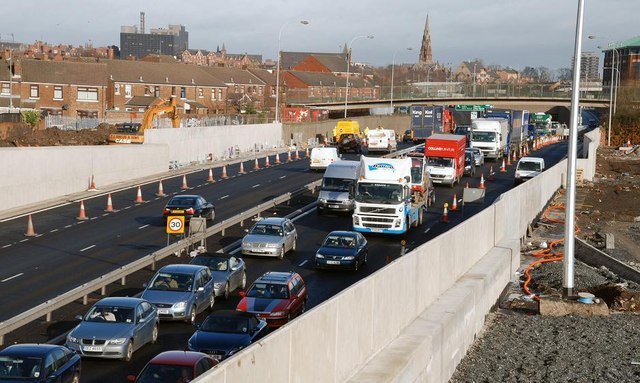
[352,156,426,235]
[470,118,509,160]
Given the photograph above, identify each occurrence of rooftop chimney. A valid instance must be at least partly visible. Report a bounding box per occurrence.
[140,12,145,34]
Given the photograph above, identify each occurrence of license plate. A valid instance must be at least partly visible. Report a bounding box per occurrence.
[158,309,169,314]
[371,228,383,233]
[328,205,339,209]
[83,345,103,352]
[327,260,341,265]
[172,209,184,214]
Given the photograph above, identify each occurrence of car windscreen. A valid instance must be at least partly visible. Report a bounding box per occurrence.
[201,315,250,334]
[149,272,194,292]
[192,257,228,271]
[85,305,135,323]
[168,197,196,207]
[322,235,356,248]
[356,183,403,204]
[0,356,42,379]
[137,364,192,383]
[250,224,283,236]
[246,283,289,299]
[321,177,354,192]
[471,131,496,142]
[427,157,454,168]
[517,161,542,171]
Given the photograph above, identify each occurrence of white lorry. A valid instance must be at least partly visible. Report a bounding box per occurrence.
[366,128,397,154]
[470,118,509,160]
[352,156,425,235]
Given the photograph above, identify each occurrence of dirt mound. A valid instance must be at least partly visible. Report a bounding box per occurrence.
[0,123,114,147]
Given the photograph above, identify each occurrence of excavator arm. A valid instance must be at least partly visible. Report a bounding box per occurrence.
[108,97,181,144]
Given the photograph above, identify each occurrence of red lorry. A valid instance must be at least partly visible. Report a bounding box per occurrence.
[424,134,467,187]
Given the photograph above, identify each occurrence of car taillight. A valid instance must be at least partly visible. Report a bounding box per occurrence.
[185,208,195,214]
[163,208,171,214]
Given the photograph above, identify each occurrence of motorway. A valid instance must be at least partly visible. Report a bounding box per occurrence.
[0,141,569,382]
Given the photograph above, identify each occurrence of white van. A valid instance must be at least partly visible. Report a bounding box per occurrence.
[366,128,397,153]
[310,147,340,171]
[317,160,361,215]
[514,156,545,185]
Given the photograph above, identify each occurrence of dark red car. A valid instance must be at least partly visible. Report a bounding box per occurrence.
[236,271,307,329]
[127,350,218,383]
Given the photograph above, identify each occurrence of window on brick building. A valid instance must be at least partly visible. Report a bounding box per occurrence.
[198,87,203,98]
[54,86,63,100]
[114,83,120,95]
[125,84,132,98]
[30,85,39,98]
[78,87,98,101]
[1,82,9,95]
[180,87,186,99]
[258,86,263,96]
[217,89,222,101]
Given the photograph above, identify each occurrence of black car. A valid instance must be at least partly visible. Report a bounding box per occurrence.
[163,194,215,223]
[464,152,476,176]
[315,231,368,271]
[187,310,269,361]
[0,344,81,382]
[337,134,362,154]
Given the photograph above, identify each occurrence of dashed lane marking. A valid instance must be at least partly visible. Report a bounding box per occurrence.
[80,245,96,252]
[50,229,58,233]
[2,244,12,249]
[220,195,229,200]
[2,273,23,283]
[19,239,28,243]
[299,260,308,266]
[251,184,260,188]
[279,175,286,179]
[64,225,73,229]
[138,224,150,229]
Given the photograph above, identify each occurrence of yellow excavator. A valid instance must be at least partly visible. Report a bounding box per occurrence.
[108,97,181,144]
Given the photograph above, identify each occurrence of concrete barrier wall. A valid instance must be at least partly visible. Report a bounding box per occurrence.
[578,128,601,181]
[283,115,410,144]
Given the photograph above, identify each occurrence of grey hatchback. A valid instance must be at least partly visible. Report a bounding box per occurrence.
[140,264,215,323]
[241,217,297,259]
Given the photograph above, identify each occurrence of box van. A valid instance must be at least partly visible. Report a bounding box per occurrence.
[310,147,340,171]
[332,120,361,142]
[514,156,545,185]
[317,160,361,215]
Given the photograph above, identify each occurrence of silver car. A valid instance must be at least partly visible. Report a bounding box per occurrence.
[65,297,158,362]
[241,217,297,259]
[190,254,247,300]
[140,264,215,323]
[466,148,485,166]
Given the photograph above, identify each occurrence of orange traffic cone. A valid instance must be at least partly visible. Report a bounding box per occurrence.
[77,200,88,220]
[253,158,260,171]
[221,164,229,179]
[275,153,282,165]
[479,173,485,189]
[105,193,115,212]
[135,186,144,203]
[451,193,458,211]
[295,150,300,161]
[265,155,271,167]
[180,175,189,190]
[441,203,449,223]
[25,214,36,237]
[207,168,215,183]
[500,159,507,173]
[507,154,512,166]
[287,151,293,162]
[305,147,310,158]
[512,150,517,163]
[238,162,246,174]
[488,166,495,181]
[156,180,167,197]
[88,175,97,191]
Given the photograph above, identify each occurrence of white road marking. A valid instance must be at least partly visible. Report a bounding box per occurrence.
[90,217,98,220]
[299,260,308,266]
[102,213,109,217]
[423,227,431,234]
[123,206,131,210]
[220,195,229,200]
[2,273,23,282]
[251,184,260,188]
[19,239,28,243]
[138,224,150,229]
[279,175,286,179]
[80,245,96,252]
[50,229,59,233]
[2,244,12,249]
[64,225,73,228]
[35,234,43,238]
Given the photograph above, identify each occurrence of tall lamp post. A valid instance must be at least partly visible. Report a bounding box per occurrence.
[275,20,309,123]
[472,62,477,97]
[390,47,412,110]
[344,35,374,119]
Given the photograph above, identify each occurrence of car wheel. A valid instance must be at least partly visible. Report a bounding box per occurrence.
[122,340,133,362]
[278,245,285,260]
[209,210,215,222]
[223,282,230,301]
[241,271,247,290]
[188,306,197,324]
[151,324,158,344]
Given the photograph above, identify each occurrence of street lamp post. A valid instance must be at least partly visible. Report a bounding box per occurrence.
[275,20,309,123]
[390,47,412,110]
[344,35,374,119]
[472,62,477,97]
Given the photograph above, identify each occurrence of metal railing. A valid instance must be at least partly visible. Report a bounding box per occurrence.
[0,180,321,345]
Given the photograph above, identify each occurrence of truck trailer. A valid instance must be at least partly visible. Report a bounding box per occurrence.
[410,105,453,142]
[424,134,466,187]
[470,118,509,160]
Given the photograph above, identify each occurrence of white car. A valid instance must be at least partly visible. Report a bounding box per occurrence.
[514,157,545,185]
[309,147,340,171]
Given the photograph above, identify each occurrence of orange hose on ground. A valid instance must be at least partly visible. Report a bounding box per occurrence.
[522,203,581,301]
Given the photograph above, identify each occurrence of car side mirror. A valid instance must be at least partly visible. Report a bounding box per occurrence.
[197,286,205,292]
[143,282,148,289]
[138,317,146,324]
[231,265,239,271]
[239,290,247,297]
[244,229,249,233]
[75,314,83,321]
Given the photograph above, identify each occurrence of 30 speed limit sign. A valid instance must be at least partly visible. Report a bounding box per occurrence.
[166,216,185,234]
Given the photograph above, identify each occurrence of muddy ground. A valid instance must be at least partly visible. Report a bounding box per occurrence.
[451,145,640,383]
[0,124,113,147]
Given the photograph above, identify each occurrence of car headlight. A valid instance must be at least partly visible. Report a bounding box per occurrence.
[318,198,326,203]
[344,256,355,260]
[108,338,127,345]
[173,301,187,309]
[265,243,280,248]
[67,334,79,343]
[270,311,287,317]
[315,252,325,259]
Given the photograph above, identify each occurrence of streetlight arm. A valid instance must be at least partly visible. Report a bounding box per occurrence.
[344,35,373,119]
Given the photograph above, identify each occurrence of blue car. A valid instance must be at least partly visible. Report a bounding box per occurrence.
[0,344,81,382]
[314,231,368,271]
[187,310,268,361]
[141,264,215,323]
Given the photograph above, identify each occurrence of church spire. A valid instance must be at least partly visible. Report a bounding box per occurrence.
[419,14,433,65]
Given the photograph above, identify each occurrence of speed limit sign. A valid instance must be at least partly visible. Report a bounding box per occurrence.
[166,216,185,234]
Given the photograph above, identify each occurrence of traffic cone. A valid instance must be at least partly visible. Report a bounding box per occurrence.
[25,214,36,237]
[305,147,310,158]
[507,154,512,166]
[500,159,507,172]
[451,193,458,211]
[512,150,517,163]
[287,151,293,162]
[134,186,144,203]
[104,193,115,212]
[77,200,88,220]
[465,182,469,188]
[221,164,229,179]
[253,158,261,171]
[180,175,189,190]
[488,166,495,181]
[207,168,215,183]
[441,203,449,223]
[265,155,271,167]
[295,150,300,161]
[238,161,246,174]
[88,175,97,191]
[156,180,167,197]
[274,153,281,165]
[479,173,485,189]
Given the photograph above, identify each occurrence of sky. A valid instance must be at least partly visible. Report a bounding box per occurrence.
[1,0,636,71]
